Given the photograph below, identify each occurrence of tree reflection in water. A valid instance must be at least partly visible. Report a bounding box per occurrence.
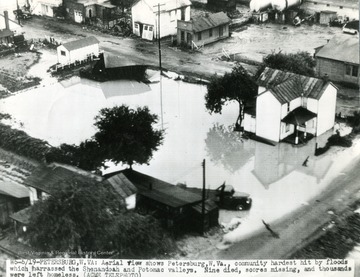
[205,124,255,173]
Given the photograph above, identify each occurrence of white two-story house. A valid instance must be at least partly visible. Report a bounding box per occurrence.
[243,67,337,145]
[131,0,191,41]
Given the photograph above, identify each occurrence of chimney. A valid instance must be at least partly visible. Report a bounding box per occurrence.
[4,11,9,30]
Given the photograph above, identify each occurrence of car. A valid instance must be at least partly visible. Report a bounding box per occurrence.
[13,9,32,20]
[342,20,359,35]
[215,183,252,211]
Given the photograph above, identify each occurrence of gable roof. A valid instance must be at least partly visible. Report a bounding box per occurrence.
[61,36,100,51]
[257,67,330,104]
[315,34,359,65]
[191,12,231,33]
[105,169,202,208]
[133,0,191,12]
[25,164,101,195]
[101,173,137,200]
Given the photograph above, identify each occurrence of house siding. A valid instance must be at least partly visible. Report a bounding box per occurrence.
[316,84,337,136]
[57,43,100,65]
[316,57,359,85]
[64,0,85,23]
[256,91,282,142]
[32,0,62,17]
[302,1,359,20]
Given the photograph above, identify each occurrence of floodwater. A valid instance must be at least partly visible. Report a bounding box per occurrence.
[1,72,359,242]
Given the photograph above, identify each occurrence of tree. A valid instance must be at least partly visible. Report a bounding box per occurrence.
[205,65,258,128]
[93,105,164,169]
[110,0,134,12]
[26,178,122,254]
[257,51,316,78]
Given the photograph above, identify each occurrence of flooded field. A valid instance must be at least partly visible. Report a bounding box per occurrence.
[1,73,359,242]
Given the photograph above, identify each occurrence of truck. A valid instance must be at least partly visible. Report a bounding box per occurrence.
[214,183,252,211]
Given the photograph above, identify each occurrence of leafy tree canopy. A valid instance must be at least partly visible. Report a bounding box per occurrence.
[93,105,164,169]
[26,178,122,254]
[257,51,316,78]
[205,65,258,127]
[110,0,134,11]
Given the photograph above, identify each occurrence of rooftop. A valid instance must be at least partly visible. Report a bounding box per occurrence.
[61,36,100,51]
[105,169,203,208]
[315,34,359,65]
[101,173,138,200]
[257,67,331,104]
[133,0,191,12]
[191,12,231,33]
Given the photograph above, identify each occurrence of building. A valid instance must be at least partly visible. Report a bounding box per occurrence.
[177,12,230,49]
[57,36,100,65]
[315,35,359,86]
[64,0,118,27]
[131,0,191,41]
[105,169,218,234]
[31,0,63,17]
[302,0,358,21]
[243,67,338,144]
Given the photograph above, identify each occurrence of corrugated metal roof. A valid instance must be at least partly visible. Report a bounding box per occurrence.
[315,34,359,65]
[61,36,99,51]
[258,67,329,104]
[106,169,202,208]
[25,164,100,195]
[192,12,231,33]
[102,173,137,199]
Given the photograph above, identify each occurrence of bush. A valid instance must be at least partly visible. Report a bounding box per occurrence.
[0,123,50,161]
[327,133,352,147]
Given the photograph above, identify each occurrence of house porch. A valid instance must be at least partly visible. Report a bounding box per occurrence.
[282,131,315,145]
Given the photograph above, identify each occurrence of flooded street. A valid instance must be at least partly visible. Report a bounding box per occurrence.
[1,73,359,243]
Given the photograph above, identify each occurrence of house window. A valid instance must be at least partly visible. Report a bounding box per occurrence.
[339,6,343,9]
[346,64,359,77]
[170,10,176,21]
[181,8,185,20]
[149,26,153,32]
[181,31,185,41]
[144,25,148,31]
[326,4,330,6]
[219,25,223,36]
[134,23,139,29]
[198,32,202,40]
[209,28,213,37]
[61,50,66,56]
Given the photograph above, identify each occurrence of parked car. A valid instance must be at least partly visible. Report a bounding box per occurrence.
[13,9,32,20]
[343,20,359,35]
[215,183,252,211]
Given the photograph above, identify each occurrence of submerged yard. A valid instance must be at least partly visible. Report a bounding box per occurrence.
[1,72,359,253]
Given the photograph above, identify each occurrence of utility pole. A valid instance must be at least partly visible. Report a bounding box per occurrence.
[154,3,165,129]
[202,159,206,234]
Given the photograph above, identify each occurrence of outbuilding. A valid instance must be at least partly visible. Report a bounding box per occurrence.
[57,36,100,65]
[177,12,231,49]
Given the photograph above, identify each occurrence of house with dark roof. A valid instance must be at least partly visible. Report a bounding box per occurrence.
[105,169,218,234]
[177,12,231,49]
[56,36,100,65]
[315,35,359,86]
[243,67,337,144]
[131,0,191,40]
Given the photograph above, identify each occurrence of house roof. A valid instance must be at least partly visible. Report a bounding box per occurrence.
[105,169,202,208]
[78,0,117,8]
[191,12,231,33]
[61,36,100,51]
[104,53,146,68]
[133,0,191,12]
[282,106,317,125]
[192,200,218,214]
[0,182,29,198]
[257,67,330,104]
[101,173,138,200]
[25,164,101,195]
[315,35,359,65]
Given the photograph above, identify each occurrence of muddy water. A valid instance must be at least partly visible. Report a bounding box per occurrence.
[1,74,358,241]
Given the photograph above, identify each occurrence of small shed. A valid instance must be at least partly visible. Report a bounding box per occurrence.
[57,36,100,65]
[101,173,138,210]
[177,12,231,49]
[319,10,337,25]
[191,200,219,233]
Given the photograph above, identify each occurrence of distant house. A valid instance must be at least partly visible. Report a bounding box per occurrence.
[315,35,359,86]
[105,169,218,234]
[31,0,63,17]
[57,36,100,65]
[177,12,230,49]
[64,0,118,27]
[243,67,337,144]
[131,0,191,41]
